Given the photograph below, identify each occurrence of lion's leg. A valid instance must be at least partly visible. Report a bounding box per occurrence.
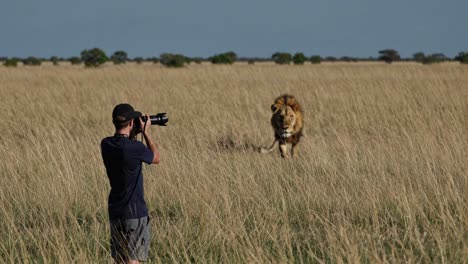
[279,143,288,158]
[261,140,277,154]
[291,143,298,158]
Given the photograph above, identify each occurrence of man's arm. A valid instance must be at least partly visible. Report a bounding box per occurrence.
[143,132,160,164]
[140,115,161,164]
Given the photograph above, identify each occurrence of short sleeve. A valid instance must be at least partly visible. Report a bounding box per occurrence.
[132,141,154,164]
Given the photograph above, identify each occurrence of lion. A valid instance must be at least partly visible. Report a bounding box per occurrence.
[261,94,304,158]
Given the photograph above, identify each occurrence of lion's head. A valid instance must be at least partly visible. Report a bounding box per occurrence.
[270,94,303,140]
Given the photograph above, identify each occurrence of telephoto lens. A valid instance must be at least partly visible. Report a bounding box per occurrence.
[141,113,168,126]
[131,113,168,139]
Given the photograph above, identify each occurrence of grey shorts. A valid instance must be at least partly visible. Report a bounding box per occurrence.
[110,216,150,262]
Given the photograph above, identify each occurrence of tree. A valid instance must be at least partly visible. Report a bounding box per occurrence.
[413,52,425,63]
[310,55,322,64]
[292,53,307,65]
[3,58,19,67]
[272,52,292,64]
[81,48,108,67]
[210,51,237,64]
[110,51,128,64]
[22,56,42,66]
[378,49,401,63]
[454,52,468,64]
[160,53,186,68]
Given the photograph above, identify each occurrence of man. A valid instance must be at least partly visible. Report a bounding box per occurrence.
[101,103,160,263]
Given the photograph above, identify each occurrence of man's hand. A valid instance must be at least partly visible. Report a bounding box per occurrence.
[139,115,151,135]
[139,114,160,164]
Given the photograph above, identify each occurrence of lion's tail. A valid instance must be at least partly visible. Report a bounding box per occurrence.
[260,140,278,154]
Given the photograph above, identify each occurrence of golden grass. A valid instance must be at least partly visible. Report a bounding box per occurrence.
[0,62,467,263]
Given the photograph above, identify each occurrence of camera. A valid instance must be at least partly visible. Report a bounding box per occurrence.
[131,113,168,139]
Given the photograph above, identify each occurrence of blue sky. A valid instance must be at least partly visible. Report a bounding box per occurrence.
[0,0,467,58]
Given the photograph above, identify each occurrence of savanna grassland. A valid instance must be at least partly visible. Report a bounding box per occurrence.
[0,62,467,263]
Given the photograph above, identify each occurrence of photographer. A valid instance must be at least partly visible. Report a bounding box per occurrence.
[101,103,160,263]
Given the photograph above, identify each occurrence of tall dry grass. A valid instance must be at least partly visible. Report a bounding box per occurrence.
[0,62,467,263]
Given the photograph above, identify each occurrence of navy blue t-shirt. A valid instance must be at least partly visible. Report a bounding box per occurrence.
[101,136,154,220]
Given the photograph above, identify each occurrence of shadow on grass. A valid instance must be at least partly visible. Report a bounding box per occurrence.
[214,134,262,153]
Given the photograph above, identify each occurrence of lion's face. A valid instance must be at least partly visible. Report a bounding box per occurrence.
[272,105,298,139]
[265,94,304,158]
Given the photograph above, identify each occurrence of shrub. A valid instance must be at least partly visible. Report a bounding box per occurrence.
[272,52,292,64]
[3,58,19,67]
[22,56,42,66]
[248,59,255,65]
[50,56,60,65]
[192,58,203,64]
[422,53,447,64]
[133,57,144,64]
[69,57,82,65]
[210,51,237,64]
[81,48,108,67]
[184,57,193,65]
[340,56,358,62]
[160,53,185,68]
[454,52,468,64]
[148,57,159,64]
[413,52,425,63]
[310,55,322,64]
[292,53,307,65]
[110,51,128,64]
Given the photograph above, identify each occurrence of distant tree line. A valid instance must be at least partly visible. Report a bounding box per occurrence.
[2,48,468,67]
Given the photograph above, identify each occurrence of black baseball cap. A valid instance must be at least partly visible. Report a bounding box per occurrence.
[112,103,142,124]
